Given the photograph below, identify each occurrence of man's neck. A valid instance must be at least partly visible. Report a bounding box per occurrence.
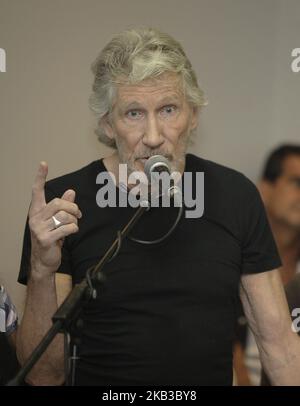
[270,219,300,251]
[268,217,300,283]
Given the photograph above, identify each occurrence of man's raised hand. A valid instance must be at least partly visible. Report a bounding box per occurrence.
[29,162,82,275]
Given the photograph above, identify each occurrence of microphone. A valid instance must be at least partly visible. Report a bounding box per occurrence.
[144,155,171,179]
[144,155,181,200]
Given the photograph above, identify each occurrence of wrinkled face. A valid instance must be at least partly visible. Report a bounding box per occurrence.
[261,155,300,230]
[102,72,198,176]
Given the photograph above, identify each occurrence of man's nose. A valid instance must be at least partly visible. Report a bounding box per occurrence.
[142,114,164,148]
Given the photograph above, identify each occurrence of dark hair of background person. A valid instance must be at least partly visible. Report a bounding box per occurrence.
[262,144,300,183]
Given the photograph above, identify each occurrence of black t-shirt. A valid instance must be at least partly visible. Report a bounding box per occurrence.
[18,154,281,385]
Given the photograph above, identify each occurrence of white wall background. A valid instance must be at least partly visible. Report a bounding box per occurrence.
[0,0,299,314]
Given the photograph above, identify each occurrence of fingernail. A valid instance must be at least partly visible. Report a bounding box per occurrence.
[78,211,82,218]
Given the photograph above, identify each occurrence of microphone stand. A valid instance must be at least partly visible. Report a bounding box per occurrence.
[7,202,150,386]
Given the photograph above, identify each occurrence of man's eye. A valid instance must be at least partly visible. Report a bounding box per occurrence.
[126,110,143,119]
[161,105,177,115]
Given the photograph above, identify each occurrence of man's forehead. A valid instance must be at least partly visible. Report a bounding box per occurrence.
[115,73,184,104]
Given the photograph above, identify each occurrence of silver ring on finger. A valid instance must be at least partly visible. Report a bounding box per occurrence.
[52,215,63,229]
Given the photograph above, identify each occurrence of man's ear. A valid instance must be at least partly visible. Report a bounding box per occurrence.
[101,114,115,140]
[190,107,199,130]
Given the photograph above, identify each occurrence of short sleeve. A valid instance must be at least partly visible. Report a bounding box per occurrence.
[239,179,282,275]
[18,185,72,285]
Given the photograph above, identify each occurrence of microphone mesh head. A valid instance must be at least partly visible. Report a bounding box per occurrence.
[144,155,171,182]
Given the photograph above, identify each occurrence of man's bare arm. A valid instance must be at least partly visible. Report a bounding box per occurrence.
[240,269,300,385]
[17,273,72,385]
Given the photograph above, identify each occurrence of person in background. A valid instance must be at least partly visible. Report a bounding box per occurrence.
[259,145,300,285]
[234,144,300,385]
[0,285,19,385]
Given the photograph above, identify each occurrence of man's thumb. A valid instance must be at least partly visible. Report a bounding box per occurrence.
[61,189,76,202]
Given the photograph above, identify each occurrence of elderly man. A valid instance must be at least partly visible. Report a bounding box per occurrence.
[17,28,300,386]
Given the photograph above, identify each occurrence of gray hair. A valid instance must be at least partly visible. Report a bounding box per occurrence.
[89,27,206,148]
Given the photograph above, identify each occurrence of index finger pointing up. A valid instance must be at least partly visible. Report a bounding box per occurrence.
[30,161,48,215]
